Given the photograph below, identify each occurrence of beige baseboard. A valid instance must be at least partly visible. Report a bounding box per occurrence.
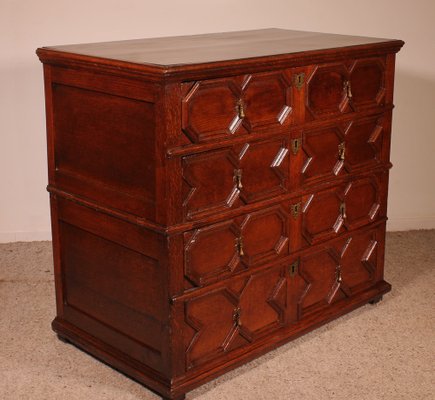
[387,216,435,231]
[0,231,52,243]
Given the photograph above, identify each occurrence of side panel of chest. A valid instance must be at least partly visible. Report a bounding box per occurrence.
[46,67,159,220]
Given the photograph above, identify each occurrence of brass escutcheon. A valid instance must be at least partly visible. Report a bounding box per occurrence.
[289,259,299,277]
[291,202,301,219]
[293,73,305,90]
[291,138,302,155]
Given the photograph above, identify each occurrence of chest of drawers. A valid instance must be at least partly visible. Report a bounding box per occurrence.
[37,29,403,399]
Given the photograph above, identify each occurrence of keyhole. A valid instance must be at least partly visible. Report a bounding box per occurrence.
[293,73,305,90]
[291,202,301,219]
[289,260,299,277]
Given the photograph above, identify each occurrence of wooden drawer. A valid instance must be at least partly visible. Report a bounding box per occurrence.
[183,262,288,369]
[182,222,385,370]
[300,114,388,185]
[181,70,294,143]
[183,204,291,289]
[306,56,386,121]
[182,137,290,220]
[298,172,387,248]
[297,223,386,318]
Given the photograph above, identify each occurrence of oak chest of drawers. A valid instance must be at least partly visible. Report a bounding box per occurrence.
[37,29,403,399]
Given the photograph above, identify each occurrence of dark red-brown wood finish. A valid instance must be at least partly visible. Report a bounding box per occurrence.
[37,29,403,400]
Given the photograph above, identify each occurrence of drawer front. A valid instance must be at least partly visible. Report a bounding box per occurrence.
[182,223,385,370]
[300,172,386,247]
[184,204,290,288]
[300,114,387,185]
[298,224,385,317]
[183,263,288,369]
[182,137,290,219]
[306,57,386,120]
[182,71,294,143]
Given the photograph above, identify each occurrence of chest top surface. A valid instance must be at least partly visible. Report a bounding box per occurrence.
[37,28,403,76]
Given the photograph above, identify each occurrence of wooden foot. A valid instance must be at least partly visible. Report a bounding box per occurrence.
[369,295,383,305]
[57,334,70,344]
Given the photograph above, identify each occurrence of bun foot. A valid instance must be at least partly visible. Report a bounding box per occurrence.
[369,295,383,305]
[57,334,70,344]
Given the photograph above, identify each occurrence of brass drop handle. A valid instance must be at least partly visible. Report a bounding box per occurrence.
[344,80,353,99]
[233,307,242,327]
[340,202,347,219]
[235,237,245,257]
[336,267,342,283]
[338,142,346,161]
[234,169,243,190]
[237,99,245,119]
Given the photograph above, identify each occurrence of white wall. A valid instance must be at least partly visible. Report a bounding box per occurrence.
[1,0,434,242]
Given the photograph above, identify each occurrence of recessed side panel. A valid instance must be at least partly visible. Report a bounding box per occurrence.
[52,82,156,219]
[57,199,166,373]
